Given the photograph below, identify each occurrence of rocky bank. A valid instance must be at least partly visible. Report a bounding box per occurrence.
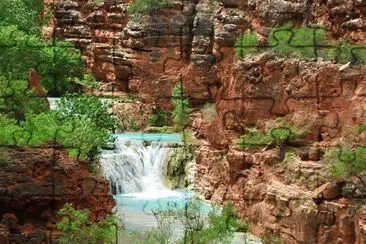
[0,145,114,243]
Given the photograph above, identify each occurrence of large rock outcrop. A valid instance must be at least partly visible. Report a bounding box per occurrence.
[0,145,115,243]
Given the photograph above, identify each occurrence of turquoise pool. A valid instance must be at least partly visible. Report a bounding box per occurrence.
[113,132,182,143]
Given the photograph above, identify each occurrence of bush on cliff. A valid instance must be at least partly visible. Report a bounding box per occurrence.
[327,146,366,179]
[148,107,170,127]
[127,0,172,15]
[238,121,303,149]
[56,203,117,244]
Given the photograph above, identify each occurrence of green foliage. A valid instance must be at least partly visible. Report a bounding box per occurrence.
[0,0,44,35]
[56,94,116,161]
[235,32,259,58]
[150,199,242,244]
[0,26,85,96]
[148,108,169,127]
[171,83,191,131]
[0,77,48,121]
[327,146,366,179]
[238,120,303,149]
[57,94,116,131]
[129,119,140,131]
[354,124,366,135]
[127,0,172,15]
[71,73,101,90]
[56,203,117,244]
[236,23,365,64]
[238,128,274,148]
[0,93,115,163]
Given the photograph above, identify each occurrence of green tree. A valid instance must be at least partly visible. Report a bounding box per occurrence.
[148,108,169,127]
[0,76,48,122]
[171,83,190,131]
[0,26,85,96]
[56,203,117,244]
[0,0,44,35]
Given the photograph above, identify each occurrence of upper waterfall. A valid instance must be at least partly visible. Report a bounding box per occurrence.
[100,133,182,199]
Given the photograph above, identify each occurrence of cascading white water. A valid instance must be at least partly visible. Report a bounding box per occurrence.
[100,137,177,198]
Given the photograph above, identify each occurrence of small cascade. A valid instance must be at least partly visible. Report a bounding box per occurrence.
[100,137,175,197]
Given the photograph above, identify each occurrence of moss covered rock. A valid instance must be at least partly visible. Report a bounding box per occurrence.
[163,144,195,189]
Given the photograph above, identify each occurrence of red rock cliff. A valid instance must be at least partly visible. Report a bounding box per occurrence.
[52,0,366,243]
[0,145,115,243]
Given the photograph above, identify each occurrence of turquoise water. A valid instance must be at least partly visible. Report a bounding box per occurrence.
[114,190,217,233]
[115,190,215,214]
[113,132,182,143]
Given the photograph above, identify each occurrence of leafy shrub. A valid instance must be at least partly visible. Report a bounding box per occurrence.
[327,146,366,179]
[56,203,117,244]
[148,108,169,127]
[0,92,115,164]
[238,128,274,148]
[171,83,191,131]
[238,120,303,149]
[129,119,140,131]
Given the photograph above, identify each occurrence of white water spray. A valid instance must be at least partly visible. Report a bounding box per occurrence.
[100,138,179,199]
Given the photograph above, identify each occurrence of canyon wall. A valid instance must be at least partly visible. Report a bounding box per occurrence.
[53,0,366,243]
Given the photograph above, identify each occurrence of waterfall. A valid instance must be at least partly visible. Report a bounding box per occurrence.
[100,137,177,198]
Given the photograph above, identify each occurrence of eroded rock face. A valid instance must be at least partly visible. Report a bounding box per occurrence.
[195,145,366,243]
[211,53,366,146]
[53,0,365,109]
[0,145,115,243]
